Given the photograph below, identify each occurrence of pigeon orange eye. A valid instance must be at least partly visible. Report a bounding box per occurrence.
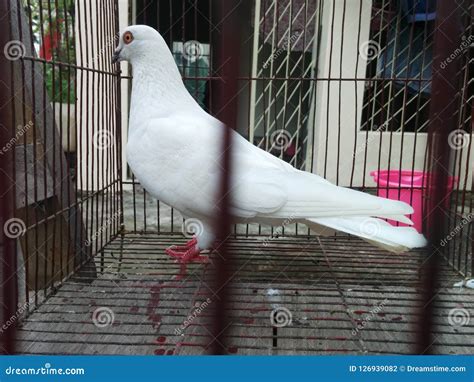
[123,32,134,45]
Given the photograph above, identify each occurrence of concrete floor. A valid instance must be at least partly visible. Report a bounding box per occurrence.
[15,234,474,355]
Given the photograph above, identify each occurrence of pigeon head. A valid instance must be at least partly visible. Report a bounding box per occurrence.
[113,25,167,65]
[113,25,195,113]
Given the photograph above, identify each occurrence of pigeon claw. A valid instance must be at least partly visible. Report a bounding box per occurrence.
[165,247,186,259]
[167,237,198,252]
[179,246,207,263]
[165,238,210,280]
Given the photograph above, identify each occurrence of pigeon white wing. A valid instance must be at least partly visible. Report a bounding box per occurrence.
[131,114,425,252]
[133,114,413,223]
[229,145,414,223]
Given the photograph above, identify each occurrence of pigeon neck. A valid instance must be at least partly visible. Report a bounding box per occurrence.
[130,52,196,117]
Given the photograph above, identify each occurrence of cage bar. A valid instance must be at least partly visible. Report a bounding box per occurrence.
[0,0,472,356]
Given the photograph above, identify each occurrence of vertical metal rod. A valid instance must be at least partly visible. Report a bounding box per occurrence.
[417,0,464,354]
[0,0,17,355]
[210,0,247,355]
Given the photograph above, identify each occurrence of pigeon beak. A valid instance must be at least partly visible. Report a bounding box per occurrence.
[112,49,122,64]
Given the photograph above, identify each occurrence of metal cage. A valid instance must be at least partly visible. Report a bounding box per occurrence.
[0,0,473,355]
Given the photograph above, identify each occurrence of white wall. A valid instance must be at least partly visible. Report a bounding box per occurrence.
[75,0,130,190]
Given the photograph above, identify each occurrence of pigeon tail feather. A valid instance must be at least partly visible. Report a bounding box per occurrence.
[306,216,427,253]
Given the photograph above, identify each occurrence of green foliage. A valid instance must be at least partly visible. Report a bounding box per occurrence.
[43,64,75,104]
[26,0,76,104]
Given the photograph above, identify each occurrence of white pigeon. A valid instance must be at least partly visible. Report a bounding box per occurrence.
[113,25,427,271]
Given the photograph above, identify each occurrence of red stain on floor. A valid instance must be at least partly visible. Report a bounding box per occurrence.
[227,346,238,354]
[156,336,166,343]
[249,306,267,314]
[154,349,166,355]
[147,285,162,329]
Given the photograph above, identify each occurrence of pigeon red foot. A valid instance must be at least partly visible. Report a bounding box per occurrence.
[165,237,210,280]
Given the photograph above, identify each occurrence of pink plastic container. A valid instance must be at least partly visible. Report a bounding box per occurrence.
[370,170,457,233]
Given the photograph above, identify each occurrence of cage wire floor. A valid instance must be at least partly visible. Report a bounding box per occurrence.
[15,233,474,355]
